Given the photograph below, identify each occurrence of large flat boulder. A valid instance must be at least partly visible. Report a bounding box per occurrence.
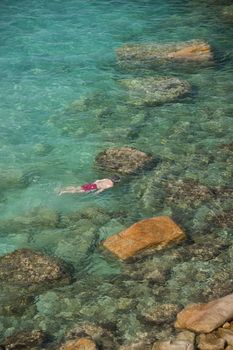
[175,293,233,333]
[103,216,185,260]
[121,77,191,106]
[116,40,213,66]
[95,146,155,175]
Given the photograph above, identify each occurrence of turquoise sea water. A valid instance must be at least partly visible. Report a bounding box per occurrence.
[0,0,233,346]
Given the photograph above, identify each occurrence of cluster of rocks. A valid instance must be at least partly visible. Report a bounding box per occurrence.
[1,12,232,350]
[3,293,233,349]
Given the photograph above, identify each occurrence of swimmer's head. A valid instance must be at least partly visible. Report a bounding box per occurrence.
[111,175,121,183]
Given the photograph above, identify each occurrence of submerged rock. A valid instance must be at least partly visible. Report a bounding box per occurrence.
[103,216,185,260]
[222,5,233,22]
[59,338,97,350]
[142,303,182,324]
[116,40,213,66]
[0,330,46,350]
[0,207,59,234]
[121,77,191,106]
[0,248,69,286]
[119,341,151,349]
[175,293,233,333]
[196,333,225,350]
[65,323,118,349]
[152,340,194,350]
[165,179,212,207]
[95,146,155,175]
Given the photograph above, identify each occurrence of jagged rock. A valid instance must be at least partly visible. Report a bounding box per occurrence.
[152,339,194,350]
[217,328,233,346]
[95,147,155,175]
[175,293,233,333]
[196,333,225,350]
[0,248,69,286]
[103,216,185,260]
[121,77,191,106]
[116,40,213,66]
[59,338,97,350]
[0,330,45,350]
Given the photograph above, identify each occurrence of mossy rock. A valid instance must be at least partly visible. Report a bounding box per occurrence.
[0,248,69,286]
[121,77,191,106]
[116,40,213,67]
[95,146,156,175]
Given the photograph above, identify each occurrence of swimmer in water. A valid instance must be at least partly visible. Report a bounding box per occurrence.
[58,175,120,195]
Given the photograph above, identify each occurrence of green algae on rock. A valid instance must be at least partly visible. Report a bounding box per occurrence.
[0,208,59,234]
[120,77,191,106]
[0,249,69,286]
[0,330,46,350]
[221,5,233,22]
[116,40,213,67]
[95,146,155,175]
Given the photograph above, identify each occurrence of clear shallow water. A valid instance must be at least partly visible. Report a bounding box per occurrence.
[0,0,233,346]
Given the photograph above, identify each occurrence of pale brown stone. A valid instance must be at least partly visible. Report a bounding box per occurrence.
[60,338,97,350]
[103,216,185,260]
[218,327,233,346]
[167,42,212,61]
[176,330,195,344]
[116,40,213,64]
[196,333,225,350]
[175,293,233,333]
[226,346,233,350]
[152,340,194,350]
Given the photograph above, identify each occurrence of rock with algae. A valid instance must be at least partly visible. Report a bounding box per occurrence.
[121,77,191,106]
[0,207,59,234]
[95,146,155,175]
[116,40,213,67]
[0,329,46,350]
[0,248,69,286]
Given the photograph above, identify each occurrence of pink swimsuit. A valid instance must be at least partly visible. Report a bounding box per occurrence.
[81,183,98,192]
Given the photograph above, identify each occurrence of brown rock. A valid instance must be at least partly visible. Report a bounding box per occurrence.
[176,331,195,344]
[103,216,185,260]
[116,40,213,64]
[60,338,97,350]
[95,147,154,175]
[196,333,225,350]
[167,42,212,61]
[152,340,194,350]
[217,327,233,346]
[175,293,233,333]
[226,346,233,350]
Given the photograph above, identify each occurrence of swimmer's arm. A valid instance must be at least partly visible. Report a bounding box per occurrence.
[95,188,106,194]
[58,186,81,195]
